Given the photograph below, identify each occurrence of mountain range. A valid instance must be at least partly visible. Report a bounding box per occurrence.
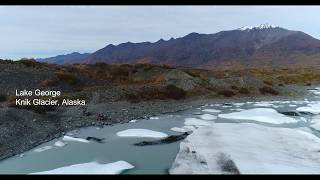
[37,24,320,69]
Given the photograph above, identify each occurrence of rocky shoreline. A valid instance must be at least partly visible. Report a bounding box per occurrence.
[0,85,311,162]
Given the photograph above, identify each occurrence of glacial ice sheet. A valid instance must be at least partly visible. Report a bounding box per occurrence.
[116,129,168,138]
[32,161,134,174]
[170,123,320,174]
[218,108,297,124]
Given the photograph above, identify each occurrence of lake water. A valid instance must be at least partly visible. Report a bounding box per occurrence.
[0,88,319,174]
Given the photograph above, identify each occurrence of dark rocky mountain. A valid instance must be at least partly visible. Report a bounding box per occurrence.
[40,24,320,69]
[37,52,90,65]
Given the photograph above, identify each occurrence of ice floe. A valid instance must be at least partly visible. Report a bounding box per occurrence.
[116,129,168,138]
[54,141,67,147]
[311,115,320,131]
[296,102,320,114]
[129,120,137,123]
[199,114,217,120]
[234,103,245,107]
[32,161,134,174]
[182,126,197,132]
[184,118,211,126]
[149,117,159,120]
[202,109,221,113]
[218,108,297,124]
[34,146,53,153]
[171,127,190,133]
[253,102,279,108]
[170,123,320,174]
[62,136,90,143]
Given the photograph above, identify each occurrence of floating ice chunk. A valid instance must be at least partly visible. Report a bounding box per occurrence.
[34,146,53,153]
[184,118,211,126]
[218,108,297,124]
[311,116,320,131]
[171,127,190,133]
[150,117,159,119]
[288,104,297,107]
[234,103,245,106]
[199,114,217,120]
[309,90,320,95]
[170,123,320,174]
[54,141,67,147]
[296,102,320,114]
[32,161,134,174]
[253,102,275,107]
[16,154,25,158]
[62,136,90,143]
[129,120,137,123]
[116,129,168,138]
[202,109,221,113]
[182,126,197,131]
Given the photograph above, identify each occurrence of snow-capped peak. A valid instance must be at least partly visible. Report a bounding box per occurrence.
[238,23,278,31]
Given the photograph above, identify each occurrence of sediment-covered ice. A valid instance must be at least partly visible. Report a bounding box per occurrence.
[34,146,53,153]
[62,136,90,143]
[170,123,320,174]
[199,114,217,120]
[296,102,320,114]
[116,129,168,138]
[184,118,211,127]
[218,108,297,124]
[32,161,134,174]
[202,109,221,113]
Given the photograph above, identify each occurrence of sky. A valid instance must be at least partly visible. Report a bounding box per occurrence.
[0,6,319,59]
